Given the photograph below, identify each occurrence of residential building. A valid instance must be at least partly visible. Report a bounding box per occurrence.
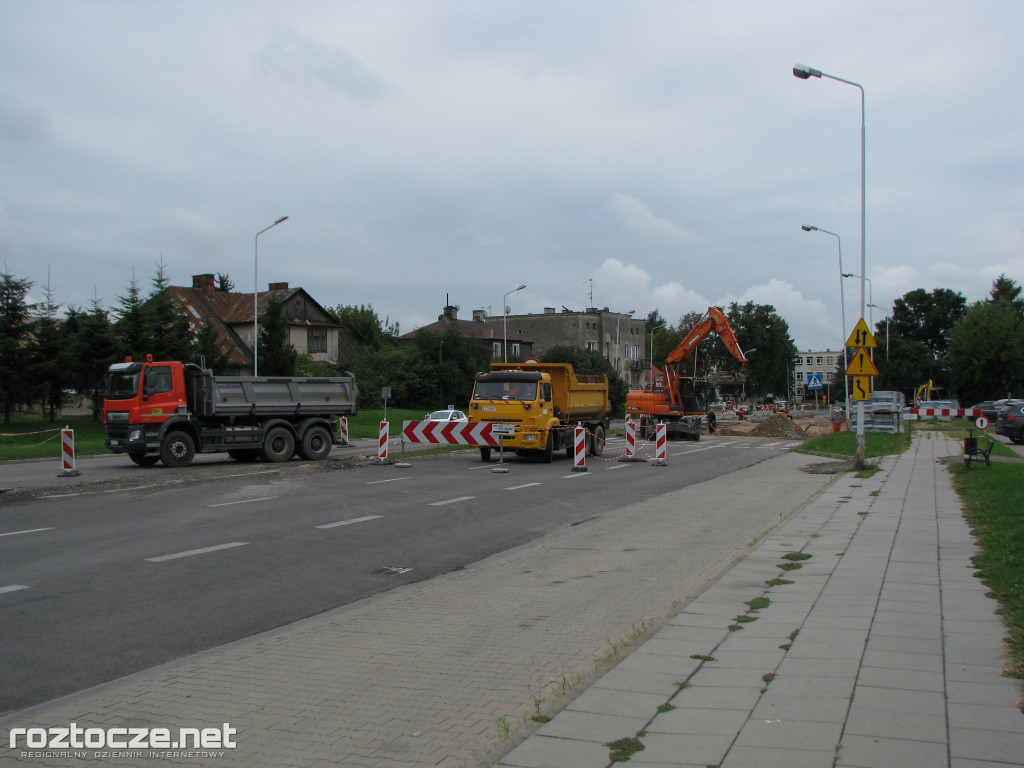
[793,349,844,404]
[486,307,646,388]
[397,306,535,361]
[165,274,361,375]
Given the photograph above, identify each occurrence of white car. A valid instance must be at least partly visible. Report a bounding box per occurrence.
[426,409,468,423]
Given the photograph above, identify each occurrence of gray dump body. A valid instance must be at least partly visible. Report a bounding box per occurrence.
[189,372,359,418]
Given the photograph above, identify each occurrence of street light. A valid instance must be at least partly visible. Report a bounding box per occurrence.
[868,303,890,360]
[794,62,867,467]
[253,215,289,376]
[842,273,873,327]
[503,284,526,362]
[802,224,849,421]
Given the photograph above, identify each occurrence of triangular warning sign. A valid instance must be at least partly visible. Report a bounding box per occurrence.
[845,348,879,376]
[845,318,877,349]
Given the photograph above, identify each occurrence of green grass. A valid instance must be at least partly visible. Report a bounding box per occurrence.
[0,409,440,461]
[799,428,911,458]
[952,461,1024,682]
[0,415,107,461]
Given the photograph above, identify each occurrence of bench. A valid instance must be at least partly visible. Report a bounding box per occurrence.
[964,437,994,469]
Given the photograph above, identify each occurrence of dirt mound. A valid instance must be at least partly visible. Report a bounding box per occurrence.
[748,414,809,439]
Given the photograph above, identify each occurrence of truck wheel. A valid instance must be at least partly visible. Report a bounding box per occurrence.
[129,453,160,467]
[228,449,260,463]
[542,431,554,463]
[479,447,491,462]
[589,424,606,456]
[160,431,195,468]
[260,426,295,462]
[298,425,332,461]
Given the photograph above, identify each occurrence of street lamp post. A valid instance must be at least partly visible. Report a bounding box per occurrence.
[868,303,890,360]
[842,273,872,326]
[795,63,867,467]
[253,215,289,376]
[502,284,526,362]
[648,322,665,389]
[802,224,849,421]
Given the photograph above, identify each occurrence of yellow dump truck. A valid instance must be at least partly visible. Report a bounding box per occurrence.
[468,362,611,462]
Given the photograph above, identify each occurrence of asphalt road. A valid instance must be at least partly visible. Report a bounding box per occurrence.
[0,434,801,713]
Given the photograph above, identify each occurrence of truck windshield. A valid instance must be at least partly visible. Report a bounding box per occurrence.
[105,368,142,400]
[474,381,537,401]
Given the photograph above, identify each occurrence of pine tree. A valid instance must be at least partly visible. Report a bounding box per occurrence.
[0,271,35,422]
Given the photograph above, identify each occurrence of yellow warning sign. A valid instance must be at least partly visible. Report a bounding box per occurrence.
[845,348,879,377]
[851,376,872,401]
[845,318,877,349]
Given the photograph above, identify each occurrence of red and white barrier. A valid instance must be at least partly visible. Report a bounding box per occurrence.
[618,418,646,462]
[401,421,498,446]
[59,427,80,477]
[378,421,389,461]
[336,416,349,445]
[572,425,587,472]
[908,408,981,419]
[651,423,668,466]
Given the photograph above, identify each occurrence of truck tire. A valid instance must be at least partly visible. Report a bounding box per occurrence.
[589,424,606,456]
[227,449,259,463]
[260,426,295,463]
[128,453,160,467]
[298,425,332,461]
[160,431,195,468]
[542,431,554,463]
[479,447,491,462]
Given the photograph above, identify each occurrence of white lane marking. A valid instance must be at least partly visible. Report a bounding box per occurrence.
[560,473,589,479]
[0,585,30,595]
[505,482,542,490]
[0,527,55,538]
[429,496,475,506]
[209,496,278,507]
[670,445,719,456]
[317,515,383,529]
[605,464,627,470]
[146,542,248,563]
[366,476,412,484]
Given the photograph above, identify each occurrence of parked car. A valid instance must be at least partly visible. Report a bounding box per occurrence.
[968,401,1001,421]
[426,409,468,423]
[995,401,1024,444]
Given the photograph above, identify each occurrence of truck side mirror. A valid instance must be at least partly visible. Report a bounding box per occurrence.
[553,405,561,417]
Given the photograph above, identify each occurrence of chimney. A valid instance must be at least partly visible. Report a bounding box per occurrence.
[192,274,216,294]
[268,282,289,291]
[544,307,555,314]
[472,309,487,321]
[440,305,459,320]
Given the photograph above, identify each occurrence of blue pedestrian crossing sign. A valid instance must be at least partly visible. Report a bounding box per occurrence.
[806,373,824,390]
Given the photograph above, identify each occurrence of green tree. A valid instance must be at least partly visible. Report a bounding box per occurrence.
[988,274,1024,314]
[114,276,151,361]
[949,299,1024,404]
[192,322,231,374]
[257,296,298,376]
[146,259,195,362]
[347,345,416,408]
[725,302,798,398]
[0,271,35,422]
[31,279,70,421]
[328,304,399,350]
[408,326,491,409]
[541,345,628,415]
[64,300,119,419]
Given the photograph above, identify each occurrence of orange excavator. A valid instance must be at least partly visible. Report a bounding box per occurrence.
[626,307,748,441]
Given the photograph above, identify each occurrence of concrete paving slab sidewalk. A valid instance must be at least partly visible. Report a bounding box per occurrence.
[497,430,1024,768]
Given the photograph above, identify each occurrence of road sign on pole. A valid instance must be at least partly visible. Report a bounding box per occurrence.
[806,373,824,390]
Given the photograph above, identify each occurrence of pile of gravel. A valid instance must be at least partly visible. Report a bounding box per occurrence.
[748,414,809,439]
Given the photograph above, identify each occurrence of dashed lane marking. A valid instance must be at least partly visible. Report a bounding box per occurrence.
[146,541,248,563]
[505,483,542,490]
[317,515,384,529]
[0,585,30,595]
[366,476,412,484]
[209,496,278,507]
[429,496,476,506]
[0,527,55,538]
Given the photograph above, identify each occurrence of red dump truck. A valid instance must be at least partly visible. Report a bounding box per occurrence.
[103,359,358,467]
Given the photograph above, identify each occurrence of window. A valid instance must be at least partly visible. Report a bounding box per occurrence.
[815,357,823,366]
[826,372,834,381]
[805,357,812,365]
[826,356,834,366]
[493,342,501,358]
[796,372,803,382]
[587,341,597,352]
[511,343,520,358]
[307,327,327,354]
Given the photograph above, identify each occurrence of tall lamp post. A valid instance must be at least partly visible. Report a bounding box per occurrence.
[868,303,890,360]
[253,215,289,376]
[794,63,867,467]
[648,322,665,389]
[503,284,526,362]
[802,224,849,421]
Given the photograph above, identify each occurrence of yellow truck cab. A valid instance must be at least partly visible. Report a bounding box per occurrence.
[468,363,610,462]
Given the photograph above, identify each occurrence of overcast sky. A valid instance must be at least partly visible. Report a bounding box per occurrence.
[2,1,1021,353]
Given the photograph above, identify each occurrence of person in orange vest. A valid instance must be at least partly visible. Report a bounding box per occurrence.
[831,407,843,433]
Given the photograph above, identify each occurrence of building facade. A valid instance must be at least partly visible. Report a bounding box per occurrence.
[486,307,647,388]
[793,349,845,404]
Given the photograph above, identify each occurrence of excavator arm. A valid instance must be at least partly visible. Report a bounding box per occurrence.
[662,308,748,411]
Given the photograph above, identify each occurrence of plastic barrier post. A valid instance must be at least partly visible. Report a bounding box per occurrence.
[336,416,349,446]
[59,427,80,477]
[572,425,587,472]
[618,417,646,462]
[377,421,391,464]
[651,422,668,467]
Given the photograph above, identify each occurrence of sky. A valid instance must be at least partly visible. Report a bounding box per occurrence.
[2,0,1022,353]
